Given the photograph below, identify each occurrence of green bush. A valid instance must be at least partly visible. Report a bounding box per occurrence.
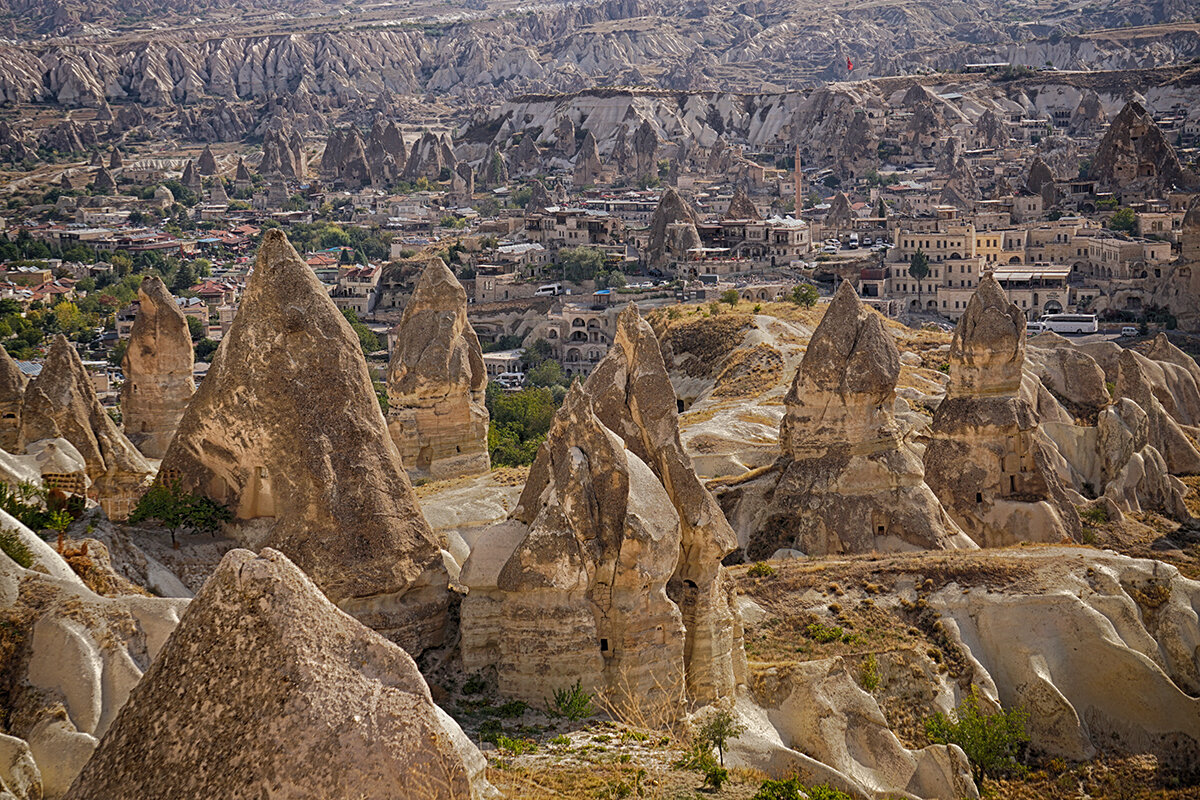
[748,561,775,578]
[752,779,852,800]
[720,288,740,306]
[461,673,487,695]
[790,284,819,307]
[805,621,848,644]
[0,481,63,533]
[0,528,33,568]
[495,734,538,755]
[860,653,880,692]
[548,679,597,721]
[924,688,1029,786]
[1079,505,1108,525]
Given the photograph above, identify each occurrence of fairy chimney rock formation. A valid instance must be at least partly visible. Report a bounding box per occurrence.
[647,187,700,269]
[461,383,687,722]
[159,230,449,653]
[20,336,152,519]
[582,304,744,705]
[120,276,195,459]
[197,144,218,176]
[525,179,553,213]
[924,276,1082,546]
[723,188,760,221]
[181,160,201,194]
[1092,101,1196,196]
[65,548,487,800]
[386,259,490,481]
[751,282,971,557]
[0,345,25,452]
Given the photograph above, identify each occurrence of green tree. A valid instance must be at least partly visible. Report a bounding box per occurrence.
[194,338,219,362]
[127,479,233,547]
[521,338,555,368]
[1108,207,1136,233]
[720,288,740,306]
[171,262,197,294]
[908,248,930,304]
[924,688,1029,787]
[341,308,380,354]
[557,247,607,283]
[791,284,819,308]
[696,709,746,767]
[526,359,567,388]
[185,315,204,341]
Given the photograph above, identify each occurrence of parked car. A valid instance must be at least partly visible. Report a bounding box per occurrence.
[1120,326,1139,337]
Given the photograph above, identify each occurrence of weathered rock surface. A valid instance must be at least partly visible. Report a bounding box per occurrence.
[20,336,152,520]
[0,513,187,800]
[734,282,973,559]
[0,344,26,452]
[65,548,491,800]
[120,276,194,459]
[723,188,760,221]
[647,187,700,269]
[461,384,687,722]
[583,305,745,706]
[1092,101,1197,196]
[1114,348,1200,475]
[924,276,1082,546]
[387,259,489,481]
[258,126,306,180]
[159,230,449,653]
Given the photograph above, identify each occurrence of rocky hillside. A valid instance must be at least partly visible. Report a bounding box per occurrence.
[1,0,1198,108]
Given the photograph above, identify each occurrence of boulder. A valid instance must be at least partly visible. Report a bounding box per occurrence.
[386,259,490,481]
[19,336,152,520]
[120,277,195,459]
[924,276,1082,546]
[159,230,449,653]
[64,548,491,800]
[741,282,973,558]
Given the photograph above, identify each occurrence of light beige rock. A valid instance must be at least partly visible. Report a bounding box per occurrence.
[583,304,744,707]
[0,733,39,800]
[19,335,152,521]
[387,258,490,481]
[746,659,978,800]
[1115,349,1200,475]
[120,276,195,459]
[461,384,687,723]
[159,230,449,653]
[733,282,973,559]
[924,277,1081,546]
[0,346,25,452]
[65,548,492,800]
[933,548,1200,766]
[0,514,187,800]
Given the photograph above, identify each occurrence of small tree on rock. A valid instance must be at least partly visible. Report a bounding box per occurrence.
[129,479,232,547]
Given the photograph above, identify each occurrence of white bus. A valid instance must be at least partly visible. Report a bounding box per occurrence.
[1039,313,1097,334]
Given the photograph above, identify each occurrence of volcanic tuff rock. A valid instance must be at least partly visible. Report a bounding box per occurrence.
[923,276,1082,547]
[572,129,602,188]
[525,178,552,213]
[196,144,217,175]
[1114,348,1200,475]
[736,283,973,559]
[259,126,306,180]
[403,130,455,182]
[120,276,194,459]
[647,187,700,269]
[1150,197,1200,330]
[90,167,114,193]
[159,230,449,653]
[823,191,854,230]
[106,146,121,170]
[180,160,201,193]
[0,512,187,799]
[723,188,760,221]
[583,305,745,706]
[386,259,489,481]
[0,345,25,452]
[320,127,370,189]
[19,336,152,520]
[461,384,687,722]
[365,116,408,185]
[1092,101,1197,196]
[64,548,490,800]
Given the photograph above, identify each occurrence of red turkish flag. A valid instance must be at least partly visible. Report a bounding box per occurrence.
[847,57,854,72]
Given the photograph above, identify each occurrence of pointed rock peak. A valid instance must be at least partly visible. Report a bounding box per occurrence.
[0,343,26,394]
[797,281,898,399]
[409,257,464,308]
[160,228,448,651]
[723,188,760,221]
[198,144,218,175]
[235,157,251,181]
[948,274,1026,394]
[64,548,480,800]
[526,179,552,212]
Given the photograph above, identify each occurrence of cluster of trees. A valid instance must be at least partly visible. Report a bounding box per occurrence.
[340,309,381,355]
[556,247,626,288]
[485,382,564,467]
[285,223,393,264]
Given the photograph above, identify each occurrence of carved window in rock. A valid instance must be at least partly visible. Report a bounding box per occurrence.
[159,467,181,487]
[241,466,276,518]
